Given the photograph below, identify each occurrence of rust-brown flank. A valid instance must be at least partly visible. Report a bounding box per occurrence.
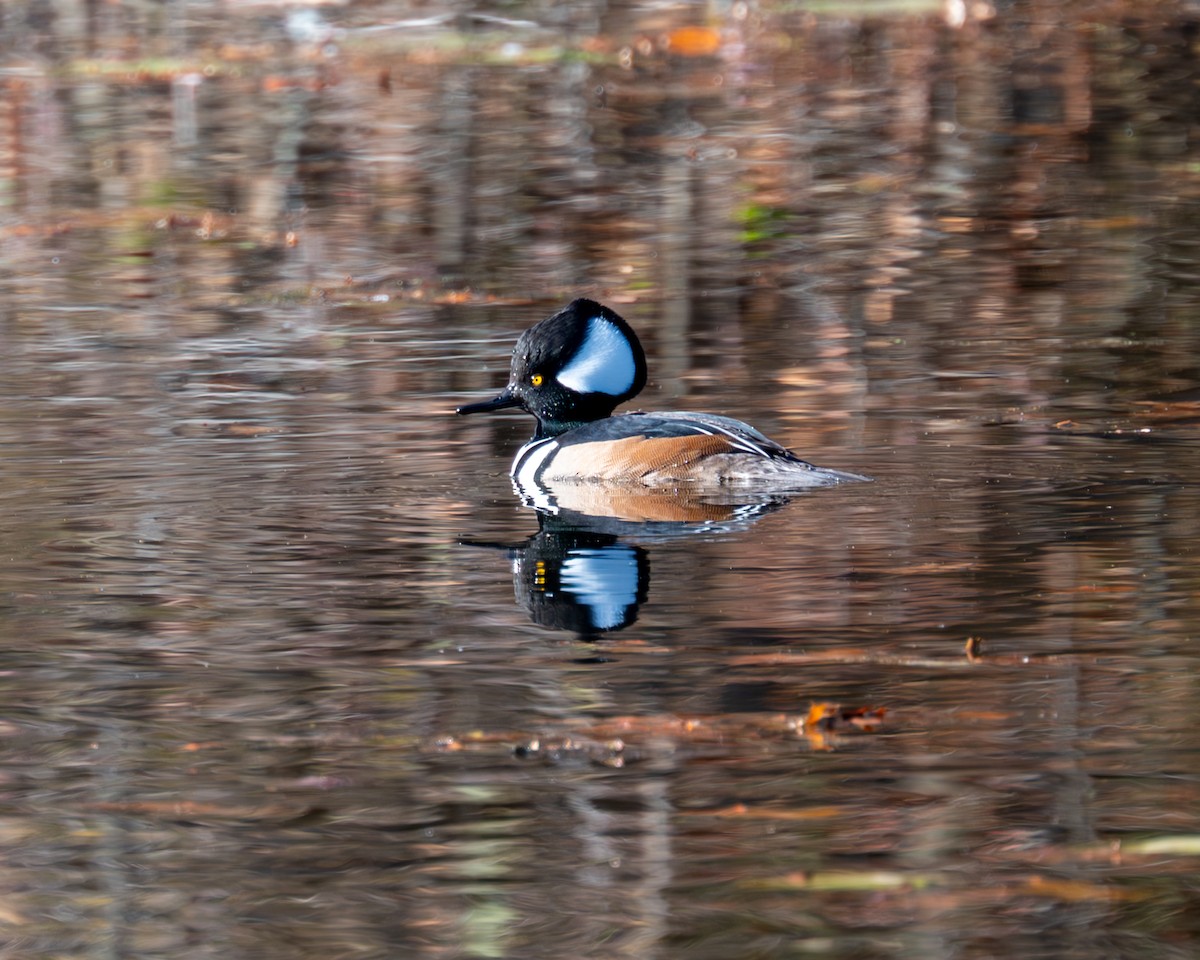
[542,434,735,482]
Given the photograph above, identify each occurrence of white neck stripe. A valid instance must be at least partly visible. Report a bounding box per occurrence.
[512,437,557,489]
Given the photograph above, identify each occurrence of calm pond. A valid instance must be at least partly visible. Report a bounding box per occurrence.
[2,1,1200,957]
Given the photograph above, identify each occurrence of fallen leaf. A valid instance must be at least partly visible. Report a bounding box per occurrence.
[667,26,721,57]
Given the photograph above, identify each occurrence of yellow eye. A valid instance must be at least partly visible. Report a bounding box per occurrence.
[530,373,544,387]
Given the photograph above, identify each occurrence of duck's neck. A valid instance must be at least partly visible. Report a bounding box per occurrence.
[534,416,589,440]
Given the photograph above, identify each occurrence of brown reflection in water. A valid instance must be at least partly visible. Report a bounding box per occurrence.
[2,3,1196,427]
[3,3,1200,960]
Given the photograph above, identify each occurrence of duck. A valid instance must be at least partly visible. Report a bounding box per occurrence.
[457,299,868,490]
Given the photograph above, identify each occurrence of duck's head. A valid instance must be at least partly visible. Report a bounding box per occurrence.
[457,299,648,438]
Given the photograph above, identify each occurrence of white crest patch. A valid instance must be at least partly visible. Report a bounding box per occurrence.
[555,316,636,396]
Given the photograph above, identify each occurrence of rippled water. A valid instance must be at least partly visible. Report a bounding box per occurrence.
[3,2,1200,958]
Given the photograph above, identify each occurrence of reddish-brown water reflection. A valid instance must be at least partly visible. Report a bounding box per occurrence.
[2,2,1200,958]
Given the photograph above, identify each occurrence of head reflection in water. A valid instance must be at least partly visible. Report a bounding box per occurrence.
[511,528,649,639]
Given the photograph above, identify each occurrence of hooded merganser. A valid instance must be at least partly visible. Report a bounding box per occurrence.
[457,299,868,489]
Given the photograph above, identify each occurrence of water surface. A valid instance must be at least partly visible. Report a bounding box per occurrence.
[2,2,1200,957]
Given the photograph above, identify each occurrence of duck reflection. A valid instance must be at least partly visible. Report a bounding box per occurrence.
[482,477,789,639]
[511,522,649,637]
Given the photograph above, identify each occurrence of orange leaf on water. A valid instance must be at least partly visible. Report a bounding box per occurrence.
[804,702,886,733]
[667,26,721,57]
